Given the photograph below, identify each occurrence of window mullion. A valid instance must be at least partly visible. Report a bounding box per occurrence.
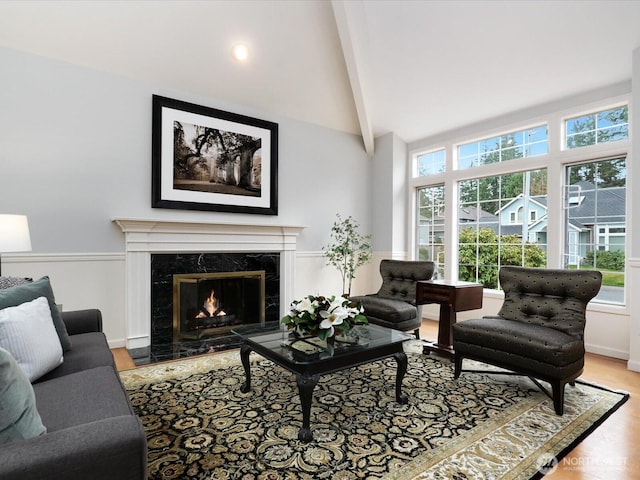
[545,157,564,268]
[443,175,458,281]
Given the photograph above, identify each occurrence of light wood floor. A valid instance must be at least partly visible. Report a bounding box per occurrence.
[111,319,640,479]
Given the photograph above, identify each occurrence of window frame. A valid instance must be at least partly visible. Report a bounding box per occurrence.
[415,184,447,278]
[414,148,446,178]
[408,94,630,307]
[564,105,629,150]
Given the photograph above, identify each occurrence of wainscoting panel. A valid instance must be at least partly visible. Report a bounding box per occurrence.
[2,253,633,361]
[1,254,127,348]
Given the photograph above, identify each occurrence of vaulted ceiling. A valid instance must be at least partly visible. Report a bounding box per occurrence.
[2,1,640,154]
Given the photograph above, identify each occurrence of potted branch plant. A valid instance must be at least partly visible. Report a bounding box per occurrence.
[323,214,373,296]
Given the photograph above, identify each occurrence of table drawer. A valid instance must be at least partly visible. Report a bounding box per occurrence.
[416,289,452,304]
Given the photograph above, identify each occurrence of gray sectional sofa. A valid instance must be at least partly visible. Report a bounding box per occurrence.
[0,309,147,480]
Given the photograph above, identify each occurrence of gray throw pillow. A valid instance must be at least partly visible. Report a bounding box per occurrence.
[0,277,71,351]
[0,277,32,290]
[0,346,47,443]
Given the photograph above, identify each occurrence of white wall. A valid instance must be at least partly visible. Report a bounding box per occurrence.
[0,46,376,346]
[627,48,640,371]
[371,132,408,257]
[0,46,373,253]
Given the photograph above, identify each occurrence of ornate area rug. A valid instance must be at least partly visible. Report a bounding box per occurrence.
[120,347,628,480]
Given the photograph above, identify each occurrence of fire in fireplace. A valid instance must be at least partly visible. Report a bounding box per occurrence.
[173,271,265,340]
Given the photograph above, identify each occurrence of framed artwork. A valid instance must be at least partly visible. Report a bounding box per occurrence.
[152,95,278,215]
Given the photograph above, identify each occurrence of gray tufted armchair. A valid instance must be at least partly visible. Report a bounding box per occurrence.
[452,266,602,415]
[350,259,435,338]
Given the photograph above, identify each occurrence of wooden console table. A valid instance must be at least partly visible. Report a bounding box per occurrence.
[416,280,483,356]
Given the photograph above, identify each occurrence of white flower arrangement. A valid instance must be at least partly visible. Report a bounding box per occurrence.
[280,294,368,340]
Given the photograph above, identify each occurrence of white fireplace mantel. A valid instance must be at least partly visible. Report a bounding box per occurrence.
[114,218,306,350]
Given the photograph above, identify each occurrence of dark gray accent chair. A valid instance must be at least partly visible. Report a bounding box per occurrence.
[452,266,602,415]
[350,259,436,338]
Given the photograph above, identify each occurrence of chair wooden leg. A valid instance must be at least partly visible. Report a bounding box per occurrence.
[551,381,565,415]
[413,328,420,339]
[453,356,463,379]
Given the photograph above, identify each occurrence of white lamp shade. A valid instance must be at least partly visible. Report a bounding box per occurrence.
[0,215,32,252]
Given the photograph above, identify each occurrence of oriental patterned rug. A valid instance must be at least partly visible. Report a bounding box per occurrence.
[120,346,628,480]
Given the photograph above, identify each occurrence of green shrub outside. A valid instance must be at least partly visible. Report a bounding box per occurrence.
[584,250,625,271]
[422,227,625,289]
[457,227,546,289]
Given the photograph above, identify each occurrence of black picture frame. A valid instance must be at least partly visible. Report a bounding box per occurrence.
[152,95,278,215]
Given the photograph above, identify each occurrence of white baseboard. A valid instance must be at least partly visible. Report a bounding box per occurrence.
[627,359,640,372]
[585,342,629,360]
[107,338,126,349]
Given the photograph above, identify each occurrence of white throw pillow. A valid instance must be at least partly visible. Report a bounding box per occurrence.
[0,296,63,382]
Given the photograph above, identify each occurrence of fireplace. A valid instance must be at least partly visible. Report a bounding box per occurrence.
[173,271,265,340]
[113,218,305,362]
[150,251,280,362]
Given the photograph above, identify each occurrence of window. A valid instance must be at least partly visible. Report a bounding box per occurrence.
[564,157,626,303]
[568,194,584,206]
[416,149,445,177]
[416,185,445,278]
[458,169,548,288]
[457,125,548,170]
[412,99,628,304]
[565,106,628,149]
[597,225,626,251]
[508,206,537,224]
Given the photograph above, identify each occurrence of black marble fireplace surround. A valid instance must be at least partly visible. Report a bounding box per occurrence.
[142,252,280,364]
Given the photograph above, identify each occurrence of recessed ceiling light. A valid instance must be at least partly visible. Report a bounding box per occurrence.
[231,44,249,62]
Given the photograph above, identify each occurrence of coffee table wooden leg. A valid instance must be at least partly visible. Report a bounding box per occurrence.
[393,352,409,404]
[239,343,252,393]
[296,373,319,442]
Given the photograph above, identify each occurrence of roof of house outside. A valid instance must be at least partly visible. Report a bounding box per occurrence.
[420,180,625,238]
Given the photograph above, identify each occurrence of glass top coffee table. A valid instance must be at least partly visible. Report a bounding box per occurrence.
[232,322,413,442]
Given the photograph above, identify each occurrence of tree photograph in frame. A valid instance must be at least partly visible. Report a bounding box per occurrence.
[152,95,278,215]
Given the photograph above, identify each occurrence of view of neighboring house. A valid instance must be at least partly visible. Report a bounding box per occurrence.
[494,180,626,266]
[419,180,626,269]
